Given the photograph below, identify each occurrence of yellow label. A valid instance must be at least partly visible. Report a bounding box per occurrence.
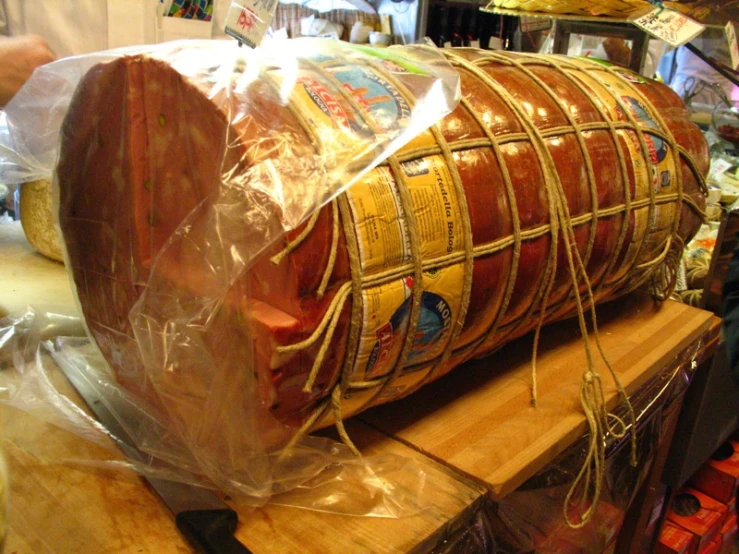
[566,68,649,198]
[347,152,466,381]
[593,71,680,257]
[325,64,413,135]
[346,155,464,274]
[412,264,464,365]
[271,61,433,166]
[399,128,437,155]
[346,167,411,274]
[566,67,681,275]
[354,278,409,380]
[317,60,438,155]
[269,67,370,152]
[353,264,464,381]
[568,65,682,282]
[403,155,465,259]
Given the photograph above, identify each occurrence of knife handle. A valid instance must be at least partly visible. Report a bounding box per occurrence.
[176,509,253,554]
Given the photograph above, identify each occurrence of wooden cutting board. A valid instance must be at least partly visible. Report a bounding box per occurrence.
[0,349,487,553]
[359,293,716,500]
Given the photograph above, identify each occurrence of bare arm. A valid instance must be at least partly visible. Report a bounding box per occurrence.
[0,35,55,108]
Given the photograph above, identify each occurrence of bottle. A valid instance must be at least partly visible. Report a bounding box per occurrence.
[450,8,464,47]
[465,8,479,48]
[426,3,444,47]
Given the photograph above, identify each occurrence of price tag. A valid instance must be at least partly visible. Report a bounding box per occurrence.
[224,0,278,48]
[631,6,705,48]
[488,37,504,50]
[709,158,733,180]
[675,259,687,292]
[727,21,739,70]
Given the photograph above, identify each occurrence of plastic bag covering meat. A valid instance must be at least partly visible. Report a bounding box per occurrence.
[0,38,461,504]
[0,309,435,517]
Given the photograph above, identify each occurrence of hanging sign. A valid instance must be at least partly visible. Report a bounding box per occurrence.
[631,5,705,48]
[224,0,277,48]
[727,21,739,70]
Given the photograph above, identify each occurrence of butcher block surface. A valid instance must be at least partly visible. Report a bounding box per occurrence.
[360,292,716,500]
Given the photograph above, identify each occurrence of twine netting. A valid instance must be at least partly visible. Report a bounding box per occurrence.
[56,44,707,526]
[267,49,707,525]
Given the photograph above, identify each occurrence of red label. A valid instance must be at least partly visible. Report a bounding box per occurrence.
[237,7,257,30]
[299,77,353,133]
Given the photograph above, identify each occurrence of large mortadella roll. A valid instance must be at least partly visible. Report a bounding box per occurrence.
[57,44,707,452]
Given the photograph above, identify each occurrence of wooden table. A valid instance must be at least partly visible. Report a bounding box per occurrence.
[0,222,719,552]
[360,294,716,500]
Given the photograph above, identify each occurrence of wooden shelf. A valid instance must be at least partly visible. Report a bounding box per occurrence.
[479,5,637,24]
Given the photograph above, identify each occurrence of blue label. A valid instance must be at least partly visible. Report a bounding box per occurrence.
[365,286,452,375]
[621,96,667,164]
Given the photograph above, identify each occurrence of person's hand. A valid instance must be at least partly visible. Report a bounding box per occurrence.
[0,35,55,108]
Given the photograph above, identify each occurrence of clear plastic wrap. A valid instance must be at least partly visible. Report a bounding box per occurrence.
[0,38,461,510]
[1,308,448,521]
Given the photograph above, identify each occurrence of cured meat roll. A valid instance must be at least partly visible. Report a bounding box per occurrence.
[57,44,707,451]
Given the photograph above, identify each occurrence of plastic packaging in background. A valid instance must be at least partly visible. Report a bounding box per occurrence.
[488,336,705,553]
[0,38,461,511]
[430,499,498,554]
